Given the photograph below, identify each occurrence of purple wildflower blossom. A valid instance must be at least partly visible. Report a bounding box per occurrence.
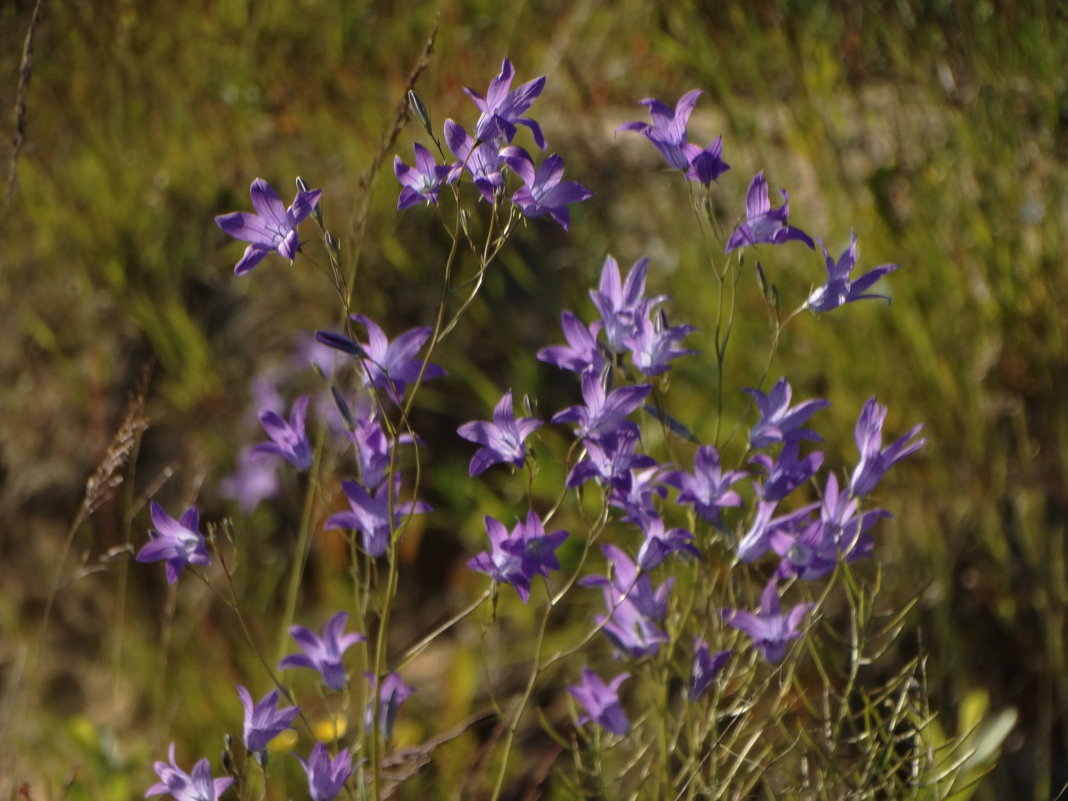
[635,514,698,570]
[744,378,831,450]
[215,178,321,276]
[617,89,703,170]
[457,390,542,476]
[443,119,506,203]
[136,502,210,584]
[691,638,730,700]
[220,446,281,514]
[807,232,900,313]
[500,147,593,230]
[624,301,697,375]
[686,135,730,185]
[750,441,825,502]
[468,511,568,602]
[278,611,366,692]
[297,743,353,801]
[608,465,669,526]
[668,445,746,524]
[581,545,672,659]
[735,499,819,563]
[725,171,814,253]
[569,668,631,736]
[464,58,547,148]
[146,743,233,801]
[251,395,313,471]
[589,255,664,354]
[722,580,812,664]
[394,143,459,210]
[236,685,300,753]
[566,429,657,491]
[850,397,926,496]
[364,672,415,741]
[537,310,606,375]
[551,371,651,441]
[325,476,432,558]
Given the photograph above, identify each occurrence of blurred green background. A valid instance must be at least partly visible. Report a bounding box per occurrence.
[1,0,1065,799]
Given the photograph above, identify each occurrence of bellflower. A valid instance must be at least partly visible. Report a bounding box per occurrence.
[691,638,731,700]
[500,147,592,230]
[251,395,313,471]
[551,371,650,442]
[725,171,814,253]
[457,390,542,476]
[444,119,505,202]
[279,611,366,692]
[686,135,730,185]
[464,58,547,148]
[744,378,831,450]
[617,89,703,170]
[624,300,697,375]
[468,511,568,602]
[236,685,300,753]
[581,545,672,658]
[589,255,664,354]
[850,397,926,496]
[736,499,818,563]
[807,232,900,313]
[569,668,631,736]
[722,580,813,664]
[536,310,606,375]
[215,178,321,276]
[566,429,657,491]
[364,672,415,741]
[668,445,746,524]
[146,743,233,801]
[394,143,460,210]
[136,502,210,584]
[635,514,698,570]
[297,743,353,801]
[750,441,825,502]
[220,445,281,514]
[348,400,413,491]
[324,476,432,558]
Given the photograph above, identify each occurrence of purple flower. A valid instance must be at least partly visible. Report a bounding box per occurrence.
[725,171,814,253]
[722,580,812,664]
[215,178,321,276]
[500,147,593,230]
[251,395,313,471]
[394,143,460,210]
[608,465,669,526]
[566,429,657,491]
[581,545,672,659]
[691,638,730,700]
[464,58,547,148]
[735,499,818,563]
[744,378,830,450]
[668,445,746,524]
[749,441,824,502]
[569,668,631,736]
[457,390,542,476]
[686,136,730,185]
[297,743,353,801]
[136,502,210,584]
[807,232,900,313]
[443,119,505,202]
[146,743,233,801]
[468,511,568,602]
[324,477,432,558]
[624,301,697,376]
[220,446,281,514]
[236,685,300,753]
[617,89,703,170]
[347,400,413,491]
[850,397,926,496]
[551,372,651,442]
[537,311,606,376]
[635,514,698,570]
[589,255,664,355]
[279,612,366,692]
[364,672,415,741]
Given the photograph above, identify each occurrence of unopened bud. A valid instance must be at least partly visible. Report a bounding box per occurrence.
[407,90,432,134]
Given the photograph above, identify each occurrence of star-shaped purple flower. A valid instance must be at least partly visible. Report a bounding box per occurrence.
[457,390,542,476]
[551,371,651,442]
[725,171,814,253]
[324,476,432,558]
[278,611,366,692]
[807,232,900,313]
[215,178,321,276]
[146,743,233,801]
[849,397,926,497]
[500,147,592,231]
[750,440,825,502]
[691,638,730,700]
[668,445,746,524]
[635,513,698,570]
[686,135,730,185]
[566,429,657,491]
[722,580,812,664]
[297,743,353,801]
[136,501,210,584]
[444,119,505,203]
[464,58,547,148]
[569,668,631,736]
[624,300,697,376]
[251,395,313,471]
[744,378,831,450]
[617,89,703,170]
[580,545,672,659]
[236,685,300,753]
[468,511,568,602]
[589,255,664,355]
[536,311,606,376]
[394,143,460,210]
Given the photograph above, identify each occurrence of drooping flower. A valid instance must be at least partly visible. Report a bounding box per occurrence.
[536,311,606,376]
[215,178,321,276]
[457,390,542,476]
[443,119,506,203]
[278,612,366,692]
[236,685,300,753]
[744,378,831,450]
[616,90,703,170]
[251,395,313,471]
[725,171,814,253]
[146,743,233,801]
[468,511,568,602]
[722,580,812,663]
[569,668,631,736]
[500,147,593,230]
[364,672,415,741]
[686,136,730,185]
[324,476,432,558]
[394,143,460,210]
[551,371,650,442]
[691,638,730,700]
[589,255,664,354]
[668,445,746,524]
[297,743,353,801]
[849,397,926,496]
[807,232,900,313]
[136,502,210,584]
[464,58,547,148]
[624,300,697,376]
